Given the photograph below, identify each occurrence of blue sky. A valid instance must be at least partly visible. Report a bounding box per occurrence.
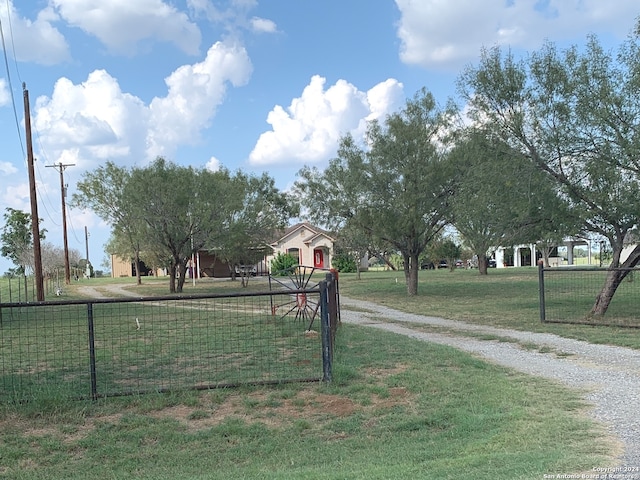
[0,0,639,274]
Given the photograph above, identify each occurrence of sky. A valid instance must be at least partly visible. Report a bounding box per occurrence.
[0,0,639,275]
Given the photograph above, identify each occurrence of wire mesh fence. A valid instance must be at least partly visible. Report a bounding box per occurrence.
[538,264,640,328]
[0,275,63,304]
[0,281,338,403]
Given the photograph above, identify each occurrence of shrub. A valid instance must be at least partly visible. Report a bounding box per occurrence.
[332,252,357,273]
[270,252,298,275]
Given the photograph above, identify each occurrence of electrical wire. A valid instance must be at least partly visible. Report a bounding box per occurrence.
[2,1,67,228]
[3,1,86,252]
[5,0,21,85]
[0,11,25,161]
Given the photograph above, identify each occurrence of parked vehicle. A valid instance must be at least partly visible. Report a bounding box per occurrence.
[488,259,497,268]
[235,265,257,276]
[437,260,448,269]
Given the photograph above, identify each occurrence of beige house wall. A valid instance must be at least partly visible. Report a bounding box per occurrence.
[110,251,235,278]
[267,223,334,270]
[110,254,132,278]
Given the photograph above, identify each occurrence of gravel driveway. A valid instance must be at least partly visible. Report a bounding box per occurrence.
[340,296,640,473]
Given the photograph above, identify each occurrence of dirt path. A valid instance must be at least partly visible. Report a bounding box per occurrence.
[75,284,140,299]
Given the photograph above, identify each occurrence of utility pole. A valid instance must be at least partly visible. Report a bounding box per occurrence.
[84,226,90,278]
[47,162,75,285]
[23,84,45,301]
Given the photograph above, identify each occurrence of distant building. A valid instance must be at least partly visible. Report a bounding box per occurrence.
[110,222,359,279]
[267,222,334,270]
[110,251,233,279]
[494,237,595,267]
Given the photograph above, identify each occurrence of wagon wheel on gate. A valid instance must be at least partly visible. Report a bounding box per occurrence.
[268,265,321,330]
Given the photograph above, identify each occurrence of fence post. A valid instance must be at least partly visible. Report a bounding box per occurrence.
[87,302,98,400]
[538,260,546,323]
[319,278,332,382]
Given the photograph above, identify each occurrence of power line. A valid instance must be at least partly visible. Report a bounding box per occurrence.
[1,3,65,228]
[0,13,25,161]
[4,0,22,84]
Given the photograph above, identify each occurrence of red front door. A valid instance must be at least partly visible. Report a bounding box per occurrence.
[314,249,324,268]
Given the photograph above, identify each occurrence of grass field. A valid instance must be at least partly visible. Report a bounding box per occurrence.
[0,286,324,403]
[336,267,640,349]
[0,269,627,478]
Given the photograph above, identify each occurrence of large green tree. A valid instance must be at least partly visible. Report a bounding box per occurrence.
[459,26,640,315]
[72,162,146,284]
[1,208,45,275]
[296,89,459,295]
[212,172,297,287]
[449,130,581,274]
[74,158,294,293]
[124,158,235,293]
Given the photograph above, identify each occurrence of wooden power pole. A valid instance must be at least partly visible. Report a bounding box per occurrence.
[47,162,75,285]
[23,84,45,301]
[84,226,90,278]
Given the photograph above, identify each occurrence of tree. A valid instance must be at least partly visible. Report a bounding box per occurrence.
[449,130,582,274]
[72,162,146,285]
[296,89,459,295]
[211,172,296,287]
[331,250,357,273]
[458,27,640,316]
[123,158,235,293]
[333,222,372,279]
[429,239,461,272]
[1,208,46,275]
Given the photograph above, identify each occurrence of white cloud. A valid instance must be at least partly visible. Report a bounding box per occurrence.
[147,41,252,159]
[51,0,201,55]
[205,156,221,172]
[394,0,640,70]
[188,0,276,38]
[34,70,148,169]
[32,41,251,168]
[2,1,70,65]
[249,76,404,166]
[0,79,9,106]
[1,182,30,210]
[365,79,406,122]
[0,161,18,175]
[250,17,277,34]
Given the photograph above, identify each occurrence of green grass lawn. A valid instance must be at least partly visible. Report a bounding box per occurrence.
[0,323,615,479]
[0,286,323,403]
[0,269,627,478]
[337,267,640,349]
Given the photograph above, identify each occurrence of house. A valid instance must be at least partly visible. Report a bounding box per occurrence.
[493,236,596,268]
[110,251,234,279]
[110,222,343,279]
[267,222,335,270]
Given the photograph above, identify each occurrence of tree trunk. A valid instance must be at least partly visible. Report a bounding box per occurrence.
[478,254,488,275]
[169,263,177,293]
[590,244,640,316]
[591,269,626,316]
[134,250,142,285]
[405,253,419,296]
[542,248,551,268]
[176,261,187,293]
